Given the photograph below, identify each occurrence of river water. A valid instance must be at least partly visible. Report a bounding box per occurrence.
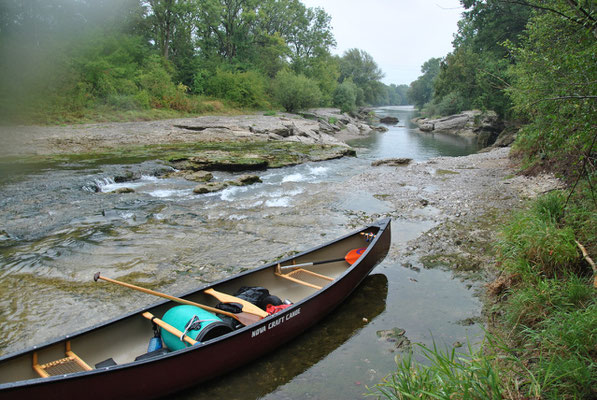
[0,106,483,398]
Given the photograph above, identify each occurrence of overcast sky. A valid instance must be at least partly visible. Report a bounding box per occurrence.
[300,0,464,86]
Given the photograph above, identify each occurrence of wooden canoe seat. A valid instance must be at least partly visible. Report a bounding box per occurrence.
[33,341,92,378]
[275,264,334,290]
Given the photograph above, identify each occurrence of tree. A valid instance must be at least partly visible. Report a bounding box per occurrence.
[428,0,531,117]
[507,0,597,171]
[333,79,358,113]
[338,48,385,105]
[407,57,440,109]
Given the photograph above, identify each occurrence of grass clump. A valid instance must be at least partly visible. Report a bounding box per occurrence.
[367,338,534,400]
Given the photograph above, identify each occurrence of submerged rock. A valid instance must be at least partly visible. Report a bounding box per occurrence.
[371,158,412,167]
[193,182,228,194]
[379,116,399,125]
[227,174,262,186]
[185,156,269,172]
[377,328,411,349]
[114,187,135,194]
[184,171,214,182]
[113,171,137,183]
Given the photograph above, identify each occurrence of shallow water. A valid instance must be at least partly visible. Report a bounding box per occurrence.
[0,106,484,398]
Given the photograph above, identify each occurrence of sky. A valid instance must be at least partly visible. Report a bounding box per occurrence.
[300,0,465,85]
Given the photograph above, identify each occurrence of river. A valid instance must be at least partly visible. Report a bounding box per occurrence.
[0,106,484,398]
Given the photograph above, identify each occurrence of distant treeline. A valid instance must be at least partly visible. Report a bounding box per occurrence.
[0,0,409,123]
[406,0,596,171]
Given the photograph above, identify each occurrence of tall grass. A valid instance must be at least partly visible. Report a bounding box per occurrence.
[366,336,546,400]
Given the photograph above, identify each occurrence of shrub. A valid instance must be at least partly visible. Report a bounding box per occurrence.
[135,55,178,108]
[203,69,268,108]
[332,80,357,113]
[271,69,322,112]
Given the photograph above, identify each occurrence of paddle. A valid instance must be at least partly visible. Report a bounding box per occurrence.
[278,247,366,271]
[204,288,269,318]
[93,273,262,326]
[141,312,197,346]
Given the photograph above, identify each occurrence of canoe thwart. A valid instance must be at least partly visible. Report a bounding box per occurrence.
[275,265,334,290]
[33,341,92,378]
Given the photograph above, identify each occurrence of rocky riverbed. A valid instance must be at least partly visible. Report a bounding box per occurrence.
[350,147,564,290]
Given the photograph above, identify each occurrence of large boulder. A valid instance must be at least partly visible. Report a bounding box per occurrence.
[492,125,518,147]
[415,110,504,146]
[379,116,399,125]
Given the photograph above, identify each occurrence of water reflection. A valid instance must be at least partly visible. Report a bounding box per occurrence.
[175,274,388,400]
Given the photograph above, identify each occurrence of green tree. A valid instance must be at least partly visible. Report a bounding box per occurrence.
[408,57,440,109]
[507,0,597,170]
[429,0,531,117]
[333,79,358,113]
[338,48,385,105]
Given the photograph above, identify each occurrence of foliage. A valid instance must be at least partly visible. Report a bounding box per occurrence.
[410,1,532,117]
[423,90,466,117]
[332,80,358,113]
[0,0,411,124]
[386,84,410,106]
[338,48,385,105]
[203,68,269,108]
[494,188,597,399]
[407,58,441,109]
[506,2,597,171]
[367,337,533,400]
[270,69,321,112]
[497,193,580,279]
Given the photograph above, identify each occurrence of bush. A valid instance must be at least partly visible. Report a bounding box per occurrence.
[424,91,466,117]
[271,69,322,112]
[203,69,268,108]
[333,80,357,113]
[135,54,178,108]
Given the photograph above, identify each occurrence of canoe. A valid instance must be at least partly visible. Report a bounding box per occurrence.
[0,218,391,400]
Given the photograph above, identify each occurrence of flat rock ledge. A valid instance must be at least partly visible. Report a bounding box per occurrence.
[1,108,382,157]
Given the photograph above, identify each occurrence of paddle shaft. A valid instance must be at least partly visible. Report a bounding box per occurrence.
[278,256,345,271]
[279,247,366,271]
[142,312,197,345]
[94,273,261,326]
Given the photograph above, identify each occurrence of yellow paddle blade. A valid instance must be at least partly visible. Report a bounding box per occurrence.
[204,288,269,318]
[345,247,367,265]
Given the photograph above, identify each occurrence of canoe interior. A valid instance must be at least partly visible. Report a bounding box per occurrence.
[0,221,386,389]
